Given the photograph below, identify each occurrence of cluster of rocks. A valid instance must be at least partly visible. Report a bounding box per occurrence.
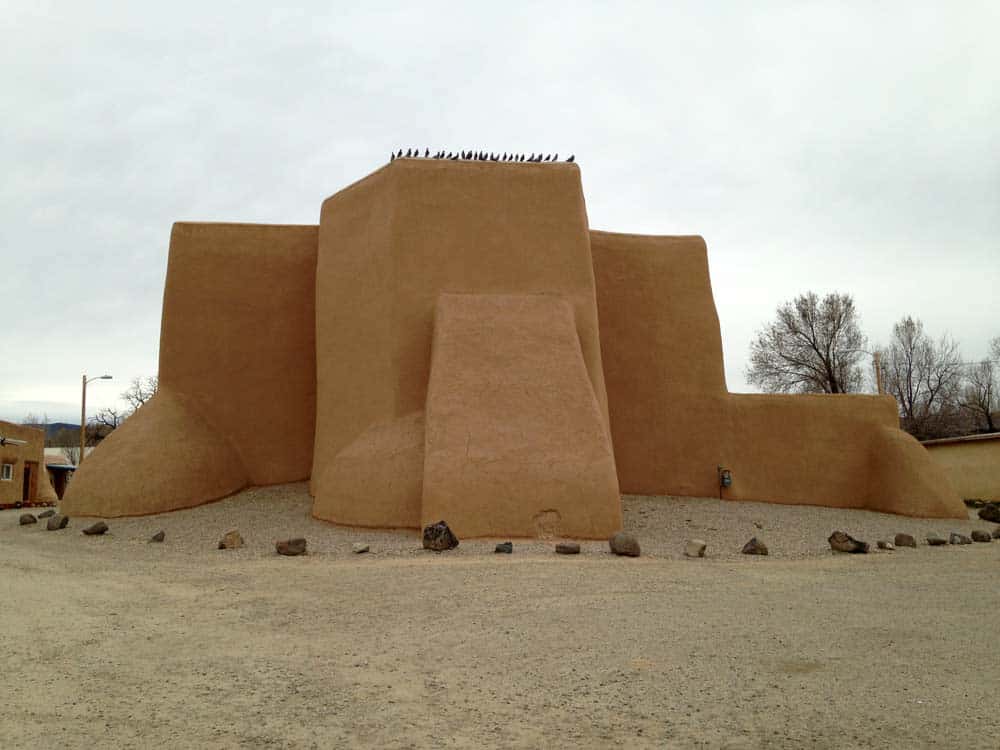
[827,526,998,554]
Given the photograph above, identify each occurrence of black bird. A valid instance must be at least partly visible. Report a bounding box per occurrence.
[405,148,412,158]
[502,152,507,161]
[553,153,558,161]
[450,153,459,160]
[566,154,575,162]
[390,152,395,161]
[543,154,550,162]
[424,148,429,157]
[519,154,525,162]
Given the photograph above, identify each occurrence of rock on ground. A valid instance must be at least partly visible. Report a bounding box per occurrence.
[218,530,244,550]
[555,543,580,555]
[927,534,948,546]
[422,521,459,551]
[894,533,917,548]
[684,539,706,558]
[977,503,1000,523]
[82,521,108,536]
[494,542,513,554]
[970,530,992,543]
[949,532,972,545]
[828,531,869,553]
[609,532,640,557]
[741,537,768,555]
[19,514,37,526]
[46,515,69,531]
[877,540,895,550]
[276,538,307,556]
[37,509,55,519]
[351,543,370,554]
[149,530,165,543]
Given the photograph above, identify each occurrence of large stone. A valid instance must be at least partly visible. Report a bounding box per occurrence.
[46,514,69,531]
[218,530,244,550]
[37,509,56,519]
[609,532,641,557]
[276,538,307,556]
[926,534,948,546]
[352,543,370,554]
[971,530,992,543]
[422,521,459,551]
[741,537,769,555]
[494,541,513,554]
[828,530,869,554]
[19,514,37,526]
[894,533,917,548]
[82,521,108,536]
[555,542,581,555]
[978,503,1000,523]
[949,532,972,545]
[877,540,895,551]
[150,530,165,543]
[684,539,706,558]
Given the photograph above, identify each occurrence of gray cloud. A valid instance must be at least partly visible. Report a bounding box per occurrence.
[2,1,998,422]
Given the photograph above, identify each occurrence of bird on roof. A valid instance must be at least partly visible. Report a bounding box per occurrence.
[390,152,395,161]
[450,153,459,160]
[424,148,429,157]
[566,154,575,162]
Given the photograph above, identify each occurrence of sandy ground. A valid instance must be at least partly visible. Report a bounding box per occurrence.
[2,484,999,749]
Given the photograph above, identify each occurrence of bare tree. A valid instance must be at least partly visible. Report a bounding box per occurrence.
[960,336,999,433]
[91,406,127,431]
[746,292,867,394]
[122,376,158,412]
[879,317,964,440]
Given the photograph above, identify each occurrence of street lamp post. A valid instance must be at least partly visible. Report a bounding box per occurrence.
[80,374,112,466]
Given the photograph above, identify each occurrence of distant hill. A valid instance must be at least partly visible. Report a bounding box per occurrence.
[18,422,81,442]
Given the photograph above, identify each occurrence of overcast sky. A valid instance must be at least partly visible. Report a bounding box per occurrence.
[2,1,998,424]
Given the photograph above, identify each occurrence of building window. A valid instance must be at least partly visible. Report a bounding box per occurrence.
[1,464,12,481]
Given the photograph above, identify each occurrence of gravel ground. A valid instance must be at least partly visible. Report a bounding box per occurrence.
[6,481,991,560]
[3,487,999,749]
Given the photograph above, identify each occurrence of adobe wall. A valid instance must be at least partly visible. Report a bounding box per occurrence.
[62,223,317,517]
[923,436,1000,502]
[0,420,52,506]
[311,159,615,533]
[422,293,620,538]
[591,230,965,519]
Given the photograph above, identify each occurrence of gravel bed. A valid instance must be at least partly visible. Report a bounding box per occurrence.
[4,482,994,562]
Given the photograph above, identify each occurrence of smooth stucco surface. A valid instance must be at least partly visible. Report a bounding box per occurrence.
[923,435,1000,502]
[591,230,964,518]
[62,159,965,527]
[310,160,616,534]
[0,420,55,505]
[422,293,620,538]
[63,223,317,517]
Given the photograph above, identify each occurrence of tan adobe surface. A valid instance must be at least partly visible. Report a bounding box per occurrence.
[62,159,966,529]
[0,420,56,506]
[922,433,1000,502]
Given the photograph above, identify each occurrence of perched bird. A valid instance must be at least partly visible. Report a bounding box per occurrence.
[405,148,412,158]
[553,153,558,161]
[390,152,395,161]
[566,154,575,162]
[519,154,525,162]
[502,152,507,161]
[424,148,429,157]
[543,154,550,162]
[450,153,459,160]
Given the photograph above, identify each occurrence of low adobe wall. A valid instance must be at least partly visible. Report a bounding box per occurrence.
[591,230,965,518]
[923,434,1000,502]
[63,223,317,517]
